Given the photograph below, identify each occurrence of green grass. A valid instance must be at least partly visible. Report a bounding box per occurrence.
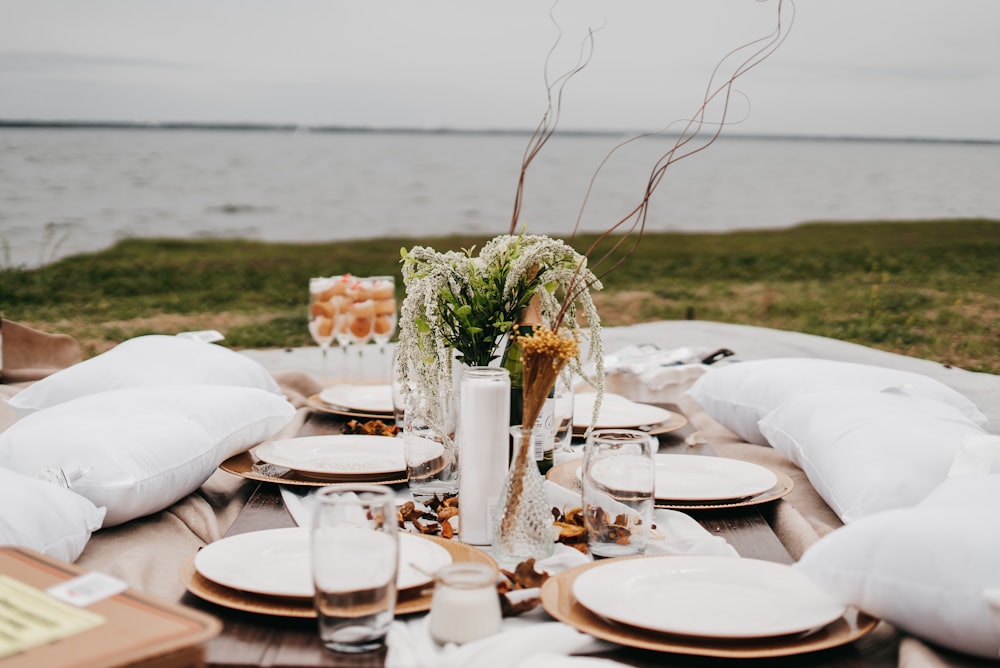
[2,219,998,372]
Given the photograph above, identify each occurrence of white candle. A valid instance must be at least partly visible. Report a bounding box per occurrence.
[457,367,510,545]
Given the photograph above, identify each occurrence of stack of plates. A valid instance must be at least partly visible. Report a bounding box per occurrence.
[562,453,789,510]
[650,454,778,503]
[541,555,877,658]
[252,434,411,483]
[309,384,395,419]
[183,527,469,617]
[572,393,687,436]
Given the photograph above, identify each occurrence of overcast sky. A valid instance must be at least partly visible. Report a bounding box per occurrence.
[2,0,999,141]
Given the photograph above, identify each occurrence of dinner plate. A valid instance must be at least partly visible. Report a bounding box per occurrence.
[573,454,779,502]
[253,434,404,478]
[573,392,673,430]
[219,451,408,486]
[541,560,877,659]
[319,384,394,415]
[572,556,846,639]
[652,454,778,501]
[549,458,793,511]
[194,527,452,598]
[182,534,498,618]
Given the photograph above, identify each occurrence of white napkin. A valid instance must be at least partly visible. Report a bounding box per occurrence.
[545,480,737,558]
[386,615,621,668]
[600,344,713,406]
[280,485,413,528]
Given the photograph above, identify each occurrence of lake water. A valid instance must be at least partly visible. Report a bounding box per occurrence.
[2,126,998,268]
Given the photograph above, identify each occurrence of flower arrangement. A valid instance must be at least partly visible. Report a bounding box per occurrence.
[394,1,791,435]
[395,233,604,431]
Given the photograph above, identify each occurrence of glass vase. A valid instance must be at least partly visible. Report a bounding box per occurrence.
[491,425,555,563]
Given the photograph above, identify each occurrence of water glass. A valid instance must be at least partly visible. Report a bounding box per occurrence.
[400,391,459,505]
[311,484,399,653]
[552,369,575,454]
[428,562,502,645]
[581,429,656,558]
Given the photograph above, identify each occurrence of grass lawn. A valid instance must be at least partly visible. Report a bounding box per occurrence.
[2,219,998,373]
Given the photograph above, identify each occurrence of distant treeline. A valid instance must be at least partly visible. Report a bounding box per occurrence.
[1,119,997,145]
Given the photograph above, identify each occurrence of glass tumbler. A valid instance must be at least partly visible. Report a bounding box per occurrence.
[581,429,656,558]
[311,484,399,653]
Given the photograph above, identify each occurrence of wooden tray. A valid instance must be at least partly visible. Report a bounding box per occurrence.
[0,546,220,668]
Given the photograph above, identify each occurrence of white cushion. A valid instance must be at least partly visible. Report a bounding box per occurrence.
[8,335,282,416]
[0,467,105,562]
[758,388,986,523]
[0,385,295,526]
[796,474,1000,659]
[688,358,988,445]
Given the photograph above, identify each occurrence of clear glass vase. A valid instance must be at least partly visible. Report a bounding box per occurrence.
[491,425,555,563]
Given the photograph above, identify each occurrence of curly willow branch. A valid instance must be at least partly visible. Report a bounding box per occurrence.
[510,2,602,235]
[575,0,795,286]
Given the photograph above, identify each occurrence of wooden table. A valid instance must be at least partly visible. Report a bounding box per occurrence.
[181,409,897,668]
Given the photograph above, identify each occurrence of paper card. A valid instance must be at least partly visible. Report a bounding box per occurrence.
[0,576,104,658]
[47,572,129,608]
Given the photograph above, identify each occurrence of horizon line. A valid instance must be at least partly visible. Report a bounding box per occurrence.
[1,118,998,146]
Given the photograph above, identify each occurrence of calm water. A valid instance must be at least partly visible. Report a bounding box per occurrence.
[2,127,999,268]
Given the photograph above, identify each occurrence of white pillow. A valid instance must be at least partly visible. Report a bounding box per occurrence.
[758,388,986,523]
[688,358,988,445]
[0,467,105,562]
[8,335,282,416]
[0,384,295,526]
[796,474,1000,659]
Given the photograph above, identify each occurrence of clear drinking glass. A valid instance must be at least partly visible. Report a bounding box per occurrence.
[308,276,338,383]
[581,429,656,558]
[368,275,397,376]
[311,484,399,653]
[333,276,375,380]
[401,389,459,506]
[552,369,575,456]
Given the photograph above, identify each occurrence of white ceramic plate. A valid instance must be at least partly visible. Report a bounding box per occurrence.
[572,556,846,639]
[254,435,404,477]
[575,454,778,502]
[194,527,452,597]
[653,454,778,501]
[319,384,393,414]
[573,392,672,430]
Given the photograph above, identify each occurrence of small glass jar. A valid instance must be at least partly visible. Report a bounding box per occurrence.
[427,563,502,645]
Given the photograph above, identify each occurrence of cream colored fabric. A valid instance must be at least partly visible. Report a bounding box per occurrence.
[0,319,83,383]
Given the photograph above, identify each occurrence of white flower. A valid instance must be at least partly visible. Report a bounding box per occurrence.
[395,233,604,433]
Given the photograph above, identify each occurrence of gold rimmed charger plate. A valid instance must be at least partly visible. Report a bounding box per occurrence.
[540,559,878,659]
[306,394,394,421]
[572,411,688,438]
[220,451,408,487]
[546,460,794,511]
[181,534,497,618]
